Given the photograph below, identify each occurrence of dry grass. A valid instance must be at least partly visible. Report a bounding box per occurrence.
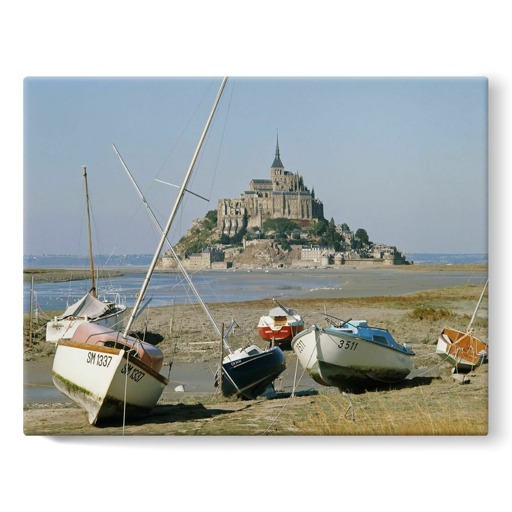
[296,368,488,436]
[407,305,453,321]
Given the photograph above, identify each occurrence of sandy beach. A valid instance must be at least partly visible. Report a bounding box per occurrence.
[23,266,489,436]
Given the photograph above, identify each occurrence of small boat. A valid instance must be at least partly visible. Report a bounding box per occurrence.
[52,322,168,425]
[51,79,229,424]
[214,335,286,400]
[291,316,414,390]
[257,300,304,345]
[46,290,127,343]
[436,280,488,372]
[436,328,487,372]
[46,166,126,343]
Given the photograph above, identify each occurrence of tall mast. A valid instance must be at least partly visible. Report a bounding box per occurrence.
[122,77,228,339]
[112,143,231,352]
[83,165,96,297]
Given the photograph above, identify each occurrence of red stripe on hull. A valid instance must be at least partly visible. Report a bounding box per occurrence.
[258,324,304,342]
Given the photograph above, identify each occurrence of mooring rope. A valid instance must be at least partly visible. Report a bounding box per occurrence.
[263,345,315,434]
[122,352,129,435]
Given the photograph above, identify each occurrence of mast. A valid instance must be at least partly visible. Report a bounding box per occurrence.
[113,142,231,352]
[83,165,96,297]
[122,77,228,339]
[467,279,488,332]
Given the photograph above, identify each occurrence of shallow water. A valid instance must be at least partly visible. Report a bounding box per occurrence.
[24,357,322,404]
[24,267,487,314]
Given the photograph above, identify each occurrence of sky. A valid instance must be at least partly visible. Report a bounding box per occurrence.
[23,76,488,256]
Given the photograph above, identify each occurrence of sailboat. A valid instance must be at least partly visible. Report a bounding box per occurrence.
[45,166,127,343]
[257,299,304,345]
[291,313,414,390]
[436,280,488,372]
[113,78,286,401]
[51,79,229,424]
[214,335,286,399]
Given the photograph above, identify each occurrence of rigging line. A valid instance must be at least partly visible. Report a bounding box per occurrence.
[153,79,219,182]
[178,267,254,344]
[89,209,129,296]
[159,85,228,231]
[413,358,449,378]
[208,78,235,200]
[112,198,163,257]
[181,80,230,202]
[106,159,164,258]
[263,358,310,435]
[122,351,129,435]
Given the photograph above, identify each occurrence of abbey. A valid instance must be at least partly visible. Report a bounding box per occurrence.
[217,137,324,236]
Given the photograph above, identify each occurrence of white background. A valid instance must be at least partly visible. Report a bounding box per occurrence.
[4,2,508,511]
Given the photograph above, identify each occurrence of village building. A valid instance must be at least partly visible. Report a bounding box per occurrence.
[160,247,229,269]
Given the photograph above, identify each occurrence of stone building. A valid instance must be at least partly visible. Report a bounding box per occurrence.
[217,137,324,237]
[160,247,227,269]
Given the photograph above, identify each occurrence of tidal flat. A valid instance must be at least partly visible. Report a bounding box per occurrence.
[23,266,489,436]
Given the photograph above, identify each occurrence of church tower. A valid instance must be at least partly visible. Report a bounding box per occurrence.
[270,133,284,183]
[217,132,324,236]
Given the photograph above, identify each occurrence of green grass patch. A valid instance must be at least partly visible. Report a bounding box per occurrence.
[408,306,453,321]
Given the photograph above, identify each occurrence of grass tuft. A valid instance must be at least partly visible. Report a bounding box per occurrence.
[408,306,453,321]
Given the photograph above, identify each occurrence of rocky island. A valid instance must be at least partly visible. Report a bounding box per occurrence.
[160,137,409,270]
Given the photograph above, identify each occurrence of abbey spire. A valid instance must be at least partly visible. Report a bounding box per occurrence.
[271,131,284,169]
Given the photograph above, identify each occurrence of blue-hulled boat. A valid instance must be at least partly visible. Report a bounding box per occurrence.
[214,342,286,400]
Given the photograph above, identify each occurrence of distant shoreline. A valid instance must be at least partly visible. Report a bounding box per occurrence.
[23,268,125,283]
[23,263,488,283]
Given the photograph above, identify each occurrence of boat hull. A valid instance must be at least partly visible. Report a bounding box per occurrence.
[292,326,414,390]
[216,347,286,400]
[257,306,305,344]
[52,340,168,425]
[46,305,127,343]
[257,324,304,343]
[436,327,488,372]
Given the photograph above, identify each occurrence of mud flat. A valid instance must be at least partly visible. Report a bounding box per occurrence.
[23,277,489,436]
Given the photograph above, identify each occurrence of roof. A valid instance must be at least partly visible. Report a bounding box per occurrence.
[271,134,284,168]
[272,155,284,168]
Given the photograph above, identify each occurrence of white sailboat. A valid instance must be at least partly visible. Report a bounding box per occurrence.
[45,166,127,343]
[113,78,286,401]
[436,280,488,372]
[51,79,229,425]
[292,315,414,390]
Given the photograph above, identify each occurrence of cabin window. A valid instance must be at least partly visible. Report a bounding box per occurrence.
[372,335,389,346]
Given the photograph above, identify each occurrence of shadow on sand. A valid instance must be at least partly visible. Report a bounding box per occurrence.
[336,375,440,395]
[95,402,252,428]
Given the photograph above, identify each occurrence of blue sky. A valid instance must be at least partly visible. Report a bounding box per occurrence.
[23,76,487,256]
